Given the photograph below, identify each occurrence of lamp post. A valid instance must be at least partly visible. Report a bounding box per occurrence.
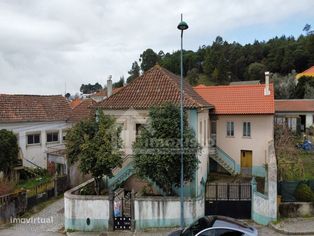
[177,14,188,229]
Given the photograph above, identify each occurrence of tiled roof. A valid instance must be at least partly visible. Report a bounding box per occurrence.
[275,99,314,112]
[194,84,274,115]
[96,65,212,109]
[70,98,82,109]
[0,94,71,123]
[92,87,123,97]
[69,99,96,122]
[296,66,314,79]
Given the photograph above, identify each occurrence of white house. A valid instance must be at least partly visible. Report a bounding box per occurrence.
[95,65,213,197]
[194,78,275,177]
[275,99,314,132]
[0,94,72,175]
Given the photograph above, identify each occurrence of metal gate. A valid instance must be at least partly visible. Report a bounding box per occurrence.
[113,189,133,230]
[205,183,251,219]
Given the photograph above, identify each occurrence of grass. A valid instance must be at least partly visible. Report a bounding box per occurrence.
[17,175,52,190]
[300,151,314,180]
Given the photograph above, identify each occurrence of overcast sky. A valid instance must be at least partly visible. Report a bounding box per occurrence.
[0,0,313,95]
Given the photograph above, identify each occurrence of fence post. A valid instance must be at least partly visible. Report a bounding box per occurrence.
[251,177,257,220]
[130,189,135,232]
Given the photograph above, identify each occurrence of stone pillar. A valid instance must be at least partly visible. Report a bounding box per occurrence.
[130,189,136,232]
[108,190,114,231]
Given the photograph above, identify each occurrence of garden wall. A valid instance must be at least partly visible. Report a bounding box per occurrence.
[251,140,277,225]
[134,195,204,229]
[64,179,110,231]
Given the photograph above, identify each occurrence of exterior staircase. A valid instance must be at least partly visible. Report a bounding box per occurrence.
[107,155,167,195]
[209,146,238,175]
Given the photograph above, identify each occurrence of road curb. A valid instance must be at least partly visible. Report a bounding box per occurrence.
[270,223,314,235]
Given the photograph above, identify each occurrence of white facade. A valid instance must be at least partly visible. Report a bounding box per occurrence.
[102,108,210,196]
[0,121,71,169]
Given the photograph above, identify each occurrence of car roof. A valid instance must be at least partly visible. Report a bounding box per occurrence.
[205,216,254,233]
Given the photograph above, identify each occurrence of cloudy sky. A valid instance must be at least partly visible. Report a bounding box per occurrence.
[0,0,313,95]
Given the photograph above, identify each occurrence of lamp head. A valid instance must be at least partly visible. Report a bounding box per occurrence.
[177,21,188,31]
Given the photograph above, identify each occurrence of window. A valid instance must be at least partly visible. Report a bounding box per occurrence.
[226,122,234,137]
[27,133,40,145]
[47,131,59,143]
[243,122,251,137]
[62,131,67,141]
[136,124,144,137]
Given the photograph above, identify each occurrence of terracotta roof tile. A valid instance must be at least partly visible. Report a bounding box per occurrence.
[69,99,96,122]
[96,65,212,109]
[92,87,123,97]
[275,99,314,112]
[194,84,274,115]
[70,98,82,109]
[296,66,314,79]
[0,94,71,123]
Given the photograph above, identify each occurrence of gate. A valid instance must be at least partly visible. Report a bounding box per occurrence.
[205,183,251,219]
[113,189,133,230]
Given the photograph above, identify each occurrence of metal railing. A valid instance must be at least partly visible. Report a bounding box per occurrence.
[216,146,236,173]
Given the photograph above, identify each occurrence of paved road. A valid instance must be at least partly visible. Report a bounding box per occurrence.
[0,198,64,236]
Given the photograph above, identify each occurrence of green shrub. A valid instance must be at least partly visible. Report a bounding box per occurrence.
[294,183,314,202]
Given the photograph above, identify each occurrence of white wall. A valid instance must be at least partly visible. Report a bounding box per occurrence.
[0,121,71,169]
[216,115,274,167]
[64,179,110,231]
[102,109,148,155]
[134,196,204,229]
[197,110,210,192]
[252,140,277,225]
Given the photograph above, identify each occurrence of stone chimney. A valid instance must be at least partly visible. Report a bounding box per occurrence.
[107,75,112,97]
[264,71,270,96]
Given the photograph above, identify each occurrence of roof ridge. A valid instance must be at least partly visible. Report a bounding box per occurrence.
[158,67,210,107]
[0,94,63,97]
[194,84,271,89]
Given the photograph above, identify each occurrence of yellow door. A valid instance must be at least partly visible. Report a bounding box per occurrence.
[241,150,252,176]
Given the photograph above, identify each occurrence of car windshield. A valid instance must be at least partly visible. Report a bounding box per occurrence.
[181,217,213,236]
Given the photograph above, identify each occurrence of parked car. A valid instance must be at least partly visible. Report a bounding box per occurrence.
[169,216,258,236]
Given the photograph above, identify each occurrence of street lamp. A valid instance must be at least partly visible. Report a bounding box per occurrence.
[177,14,188,229]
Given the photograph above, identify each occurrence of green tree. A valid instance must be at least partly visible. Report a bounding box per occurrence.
[140,48,160,72]
[273,73,296,99]
[133,103,200,195]
[66,112,123,194]
[127,61,140,84]
[113,76,124,88]
[80,83,103,94]
[294,76,314,98]
[0,129,19,177]
[247,62,267,81]
[186,68,200,86]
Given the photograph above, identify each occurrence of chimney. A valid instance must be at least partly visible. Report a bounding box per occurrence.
[264,71,270,96]
[107,75,112,97]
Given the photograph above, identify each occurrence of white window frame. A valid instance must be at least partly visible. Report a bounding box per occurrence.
[46,130,59,144]
[27,132,41,146]
[243,122,251,137]
[226,121,234,137]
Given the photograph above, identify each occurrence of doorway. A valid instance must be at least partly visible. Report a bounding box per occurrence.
[240,150,252,176]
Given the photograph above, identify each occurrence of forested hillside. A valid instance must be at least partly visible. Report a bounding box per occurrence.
[126,32,313,93]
